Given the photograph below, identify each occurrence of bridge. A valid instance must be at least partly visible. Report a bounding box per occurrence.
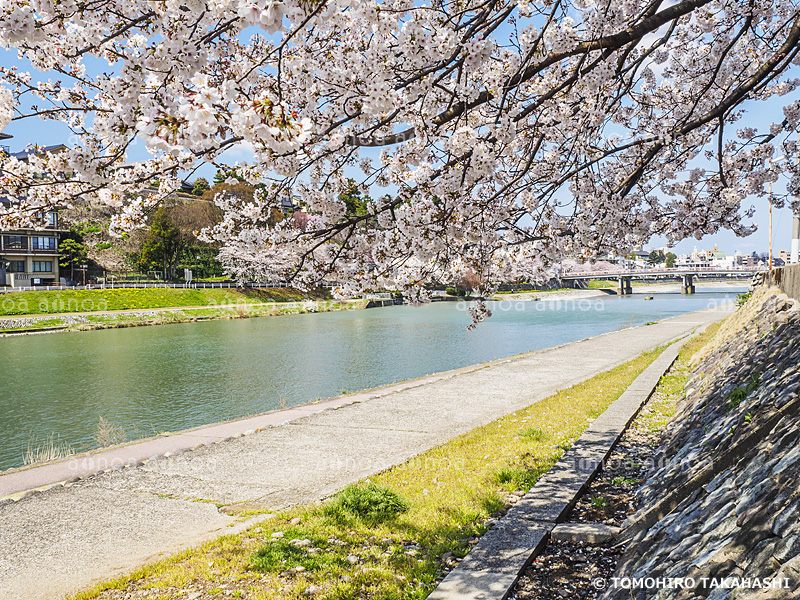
[559,267,764,295]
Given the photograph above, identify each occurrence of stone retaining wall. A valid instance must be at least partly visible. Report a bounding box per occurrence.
[761,263,800,300]
[604,291,800,600]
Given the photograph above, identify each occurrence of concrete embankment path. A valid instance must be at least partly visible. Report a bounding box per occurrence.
[0,306,734,600]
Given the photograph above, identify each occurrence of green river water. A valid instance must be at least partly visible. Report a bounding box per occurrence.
[0,286,743,470]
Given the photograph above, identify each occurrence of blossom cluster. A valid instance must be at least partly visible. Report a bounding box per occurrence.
[0,0,799,313]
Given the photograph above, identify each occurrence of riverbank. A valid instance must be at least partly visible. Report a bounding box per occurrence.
[0,281,745,336]
[73,343,679,600]
[509,343,699,599]
[0,306,733,600]
[477,278,800,600]
[0,286,356,335]
[0,298,368,336]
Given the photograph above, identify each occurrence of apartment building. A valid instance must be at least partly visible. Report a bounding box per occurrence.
[0,136,66,287]
[0,210,64,286]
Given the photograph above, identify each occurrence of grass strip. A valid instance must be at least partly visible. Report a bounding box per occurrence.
[638,322,722,434]
[70,336,716,600]
[0,300,367,336]
[0,287,331,316]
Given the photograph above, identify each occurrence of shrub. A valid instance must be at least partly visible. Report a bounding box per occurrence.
[736,291,753,307]
[445,287,457,296]
[324,483,409,524]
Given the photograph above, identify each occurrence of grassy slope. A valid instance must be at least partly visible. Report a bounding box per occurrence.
[0,287,331,316]
[70,334,721,600]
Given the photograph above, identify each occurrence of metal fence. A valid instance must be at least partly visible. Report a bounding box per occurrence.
[0,281,336,293]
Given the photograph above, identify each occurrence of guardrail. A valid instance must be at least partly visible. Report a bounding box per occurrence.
[561,267,764,278]
[0,281,337,293]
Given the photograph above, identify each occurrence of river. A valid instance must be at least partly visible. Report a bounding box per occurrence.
[0,286,743,471]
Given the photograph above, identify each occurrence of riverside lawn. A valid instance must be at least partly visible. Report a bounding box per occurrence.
[67,325,720,600]
[0,287,331,316]
[0,287,360,334]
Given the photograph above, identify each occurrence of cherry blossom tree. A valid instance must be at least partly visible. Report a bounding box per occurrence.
[1,0,800,315]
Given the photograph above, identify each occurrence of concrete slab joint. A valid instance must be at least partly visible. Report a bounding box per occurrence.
[551,522,622,545]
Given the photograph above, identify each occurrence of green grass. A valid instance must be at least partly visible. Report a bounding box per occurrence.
[726,373,760,411]
[69,342,678,600]
[610,476,642,487]
[323,483,410,525]
[0,316,67,334]
[518,426,546,442]
[0,299,367,335]
[736,291,753,307]
[638,322,722,433]
[589,495,608,508]
[0,287,330,316]
[587,280,616,289]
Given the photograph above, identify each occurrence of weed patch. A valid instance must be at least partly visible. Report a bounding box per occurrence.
[24,432,75,465]
[323,483,409,525]
[518,427,545,442]
[726,373,760,411]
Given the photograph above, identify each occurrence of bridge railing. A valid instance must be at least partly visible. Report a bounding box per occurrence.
[561,267,764,278]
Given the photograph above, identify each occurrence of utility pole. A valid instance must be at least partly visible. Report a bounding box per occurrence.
[769,156,774,271]
[768,154,788,270]
[793,129,800,264]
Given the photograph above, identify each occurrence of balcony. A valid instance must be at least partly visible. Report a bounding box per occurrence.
[2,246,59,254]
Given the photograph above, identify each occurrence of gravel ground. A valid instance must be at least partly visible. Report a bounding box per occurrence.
[509,367,675,600]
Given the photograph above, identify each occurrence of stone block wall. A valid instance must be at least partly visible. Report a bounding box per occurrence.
[762,264,800,301]
[603,291,800,600]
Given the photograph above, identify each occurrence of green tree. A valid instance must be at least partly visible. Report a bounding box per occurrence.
[58,232,89,283]
[339,179,372,217]
[665,252,677,268]
[213,169,245,185]
[180,242,224,279]
[647,250,666,265]
[139,208,183,280]
[191,177,210,196]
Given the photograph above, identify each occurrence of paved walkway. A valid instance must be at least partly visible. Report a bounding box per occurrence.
[0,306,734,599]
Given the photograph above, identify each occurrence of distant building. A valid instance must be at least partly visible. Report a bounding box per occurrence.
[9,143,68,162]
[0,207,64,287]
[0,137,66,286]
[676,247,711,269]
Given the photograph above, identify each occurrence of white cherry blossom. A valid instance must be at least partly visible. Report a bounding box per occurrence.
[0,0,798,310]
